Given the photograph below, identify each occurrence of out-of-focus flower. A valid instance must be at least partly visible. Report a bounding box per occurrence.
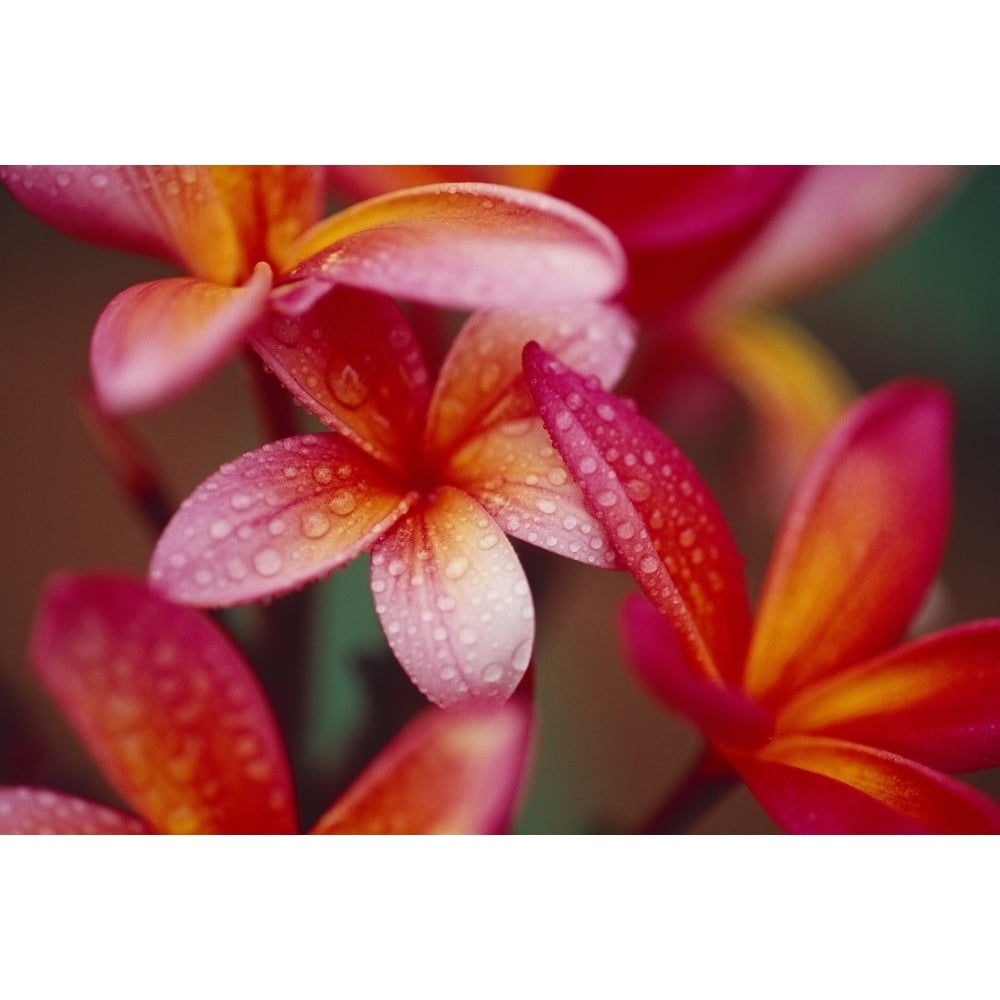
[150,291,635,707]
[0,573,532,834]
[0,167,625,413]
[525,343,1000,833]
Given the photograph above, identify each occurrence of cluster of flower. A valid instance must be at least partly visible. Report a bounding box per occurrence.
[2,165,997,834]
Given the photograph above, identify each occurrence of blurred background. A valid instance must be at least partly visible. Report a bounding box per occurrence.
[1,167,997,833]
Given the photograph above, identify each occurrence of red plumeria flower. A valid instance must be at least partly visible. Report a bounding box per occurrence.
[0,573,532,834]
[149,290,635,707]
[0,166,625,412]
[525,343,1000,833]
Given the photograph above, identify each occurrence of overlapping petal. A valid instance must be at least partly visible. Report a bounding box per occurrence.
[776,622,1000,773]
[524,342,751,684]
[745,380,952,703]
[425,302,636,460]
[279,183,627,312]
[150,435,414,606]
[370,487,534,708]
[0,788,150,834]
[311,700,532,834]
[29,573,297,834]
[91,263,273,413]
[253,286,430,474]
[733,735,1000,834]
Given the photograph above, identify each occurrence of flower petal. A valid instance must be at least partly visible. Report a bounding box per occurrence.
[278,182,627,311]
[701,309,855,510]
[777,621,1000,773]
[0,788,150,834]
[1,165,246,284]
[745,380,952,702]
[733,735,1000,834]
[523,342,751,684]
[425,303,636,460]
[150,435,413,607]
[447,418,620,570]
[91,264,272,413]
[707,166,961,305]
[29,573,297,834]
[620,595,771,750]
[370,487,534,708]
[311,700,532,833]
[252,285,430,475]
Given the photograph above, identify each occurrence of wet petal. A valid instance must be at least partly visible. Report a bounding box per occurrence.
[621,595,771,750]
[0,788,149,834]
[707,166,961,305]
[777,621,1000,773]
[524,342,751,684]
[701,309,855,509]
[1,165,246,284]
[91,264,272,413]
[447,418,620,570]
[311,700,532,834]
[252,285,430,474]
[29,573,297,834]
[425,303,636,459]
[278,182,626,312]
[370,487,534,708]
[745,380,952,702]
[733,735,1000,834]
[150,435,413,607]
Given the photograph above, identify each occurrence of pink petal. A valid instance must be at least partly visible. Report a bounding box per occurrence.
[620,594,771,750]
[745,380,952,703]
[424,302,636,460]
[91,264,272,413]
[252,285,430,475]
[370,487,534,708]
[276,182,627,312]
[150,436,414,606]
[706,166,961,306]
[29,573,297,834]
[523,342,751,685]
[446,418,621,570]
[777,620,1000,773]
[311,700,532,834]
[0,788,150,835]
[732,735,1000,834]
[0,166,247,284]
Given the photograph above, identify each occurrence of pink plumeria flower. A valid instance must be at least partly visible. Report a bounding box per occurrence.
[525,343,1000,833]
[0,573,532,834]
[150,290,635,707]
[0,166,625,412]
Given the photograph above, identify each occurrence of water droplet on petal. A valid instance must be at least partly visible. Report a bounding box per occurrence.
[478,533,499,550]
[679,528,696,547]
[313,465,333,485]
[555,410,573,430]
[254,548,283,576]
[482,663,504,684]
[388,559,406,577]
[535,498,558,515]
[330,364,368,407]
[328,489,357,516]
[597,403,616,422]
[579,456,598,475]
[302,511,331,538]
[625,479,652,502]
[596,490,617,507]
[230,494,253,511]
[444,556,470,580]
[640,555,659,574]
[89,171,109,189]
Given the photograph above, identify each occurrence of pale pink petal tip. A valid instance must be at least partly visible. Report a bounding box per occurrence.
[0,788,149,835]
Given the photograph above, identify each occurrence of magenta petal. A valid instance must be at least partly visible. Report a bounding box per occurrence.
[252,285,430,474]
[621,595,771,749]
[370,488,534,708]
[151,435,413,607]
[29,573,297,834]
[91,264,272,413]
[0,788,149,834]
[524,342,751,684]
[283,182,627,310]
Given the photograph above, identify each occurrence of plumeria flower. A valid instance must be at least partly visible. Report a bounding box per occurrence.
[0,573,532,834]
[525,343,1000,833]
[150,289,636,707]
[0,166,625,412]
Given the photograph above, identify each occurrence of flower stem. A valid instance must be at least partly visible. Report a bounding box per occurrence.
[639,744,737,834]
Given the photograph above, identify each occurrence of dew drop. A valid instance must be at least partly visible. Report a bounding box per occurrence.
[226,558,248,581]
[625,479,652,502]
[596,490,617,507]
[478,533,499,550]
[437,595,457,612]
[254,548,283,576]
[679,528,696,547]
[547,466,568,486]
[597,403,616,422]
[388,559,406,577]
[330,364,368,407]
[89,171,110,189]
[371,578,386,594]
[302,511,331,538]
[535,498,558,515]
[444,556,470,580]
[617,522,636,540]
[554,410,573,430]
[230,494,253,511]
[640,555,660,575]
[579,456,598,475]
[328,489,357,516]
[313,466,333,485]
[482,663,504,684]
[194,568,213,587]
[566,392,583,410]
[268,517,287,536]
